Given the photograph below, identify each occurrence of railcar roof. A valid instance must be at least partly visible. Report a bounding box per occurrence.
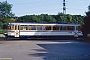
[9,22,80,26]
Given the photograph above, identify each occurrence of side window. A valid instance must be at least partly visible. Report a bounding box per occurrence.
[12,25,14,30]
[60,26,66,30]
[76,26,81,31]
[30,25,36,30]
[67,26,75,30]
[78,26,81,31]
[45,26,51,30]
[8,24,14,30]
[20,25,28,30]
[38,26,43,30]
[53,25,59,30]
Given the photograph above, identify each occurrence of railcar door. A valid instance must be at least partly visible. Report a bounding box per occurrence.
[14,25,20,37]
[74,26,78,37]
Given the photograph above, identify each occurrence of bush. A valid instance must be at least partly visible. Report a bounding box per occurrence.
[0,29,6,34]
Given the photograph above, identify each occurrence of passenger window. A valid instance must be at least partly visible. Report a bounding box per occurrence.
[8,25,14,30]
[8,24,14,30]
[77,26,81,31]
[78,26,81,31]
[38,26,43,30]
[12,25,14,30]
[67,26,74,30]
[45,26,51,30]
[60,26,66,30]
[30,25,36,30]
[20,25,28,30]
[53,25,59,30]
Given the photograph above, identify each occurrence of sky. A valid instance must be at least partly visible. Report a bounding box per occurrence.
[0,0,90,16]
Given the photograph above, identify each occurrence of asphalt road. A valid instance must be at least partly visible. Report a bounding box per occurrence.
[0,38,90,60]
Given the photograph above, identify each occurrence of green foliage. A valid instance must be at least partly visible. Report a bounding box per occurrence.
[0,1,14,17]
[16,14,56,22]
[16,13,84,26]
[41,14,56,22]
[0,22,3,28]
[66,14,72,22]
[0,1,14,33]
[0,29,6,34]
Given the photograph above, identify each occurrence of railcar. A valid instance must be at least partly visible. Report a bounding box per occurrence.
[6,22,83,39]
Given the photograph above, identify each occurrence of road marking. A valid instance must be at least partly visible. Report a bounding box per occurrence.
[0,58,12,60]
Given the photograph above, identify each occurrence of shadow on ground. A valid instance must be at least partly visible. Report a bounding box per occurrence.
[0,37,90,43]
[28,40,90,60]
[0,37,82,40]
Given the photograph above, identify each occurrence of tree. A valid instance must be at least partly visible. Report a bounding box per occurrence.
[66,14,72,22]
[0,1,14,30]
[42,14,56,22]
[0,1,14,17]
[31,15,41,22]
[82,5,90,38]
[17,14,56,22]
